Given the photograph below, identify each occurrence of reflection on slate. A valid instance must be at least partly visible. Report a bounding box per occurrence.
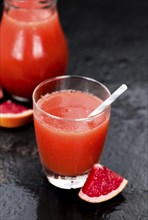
[0,0,147,219]
[37,179,126,220]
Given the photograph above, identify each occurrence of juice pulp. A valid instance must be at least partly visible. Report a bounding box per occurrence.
[34,90,110,176]
[0,6,68,99]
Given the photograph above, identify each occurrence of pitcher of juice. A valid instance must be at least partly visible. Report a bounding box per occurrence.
[0,0,68,100]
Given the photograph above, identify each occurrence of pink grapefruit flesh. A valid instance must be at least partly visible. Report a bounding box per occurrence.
[0,100,33,128]
[78,164,128,203]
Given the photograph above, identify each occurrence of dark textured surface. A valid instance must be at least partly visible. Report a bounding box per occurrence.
[0,0,148,219]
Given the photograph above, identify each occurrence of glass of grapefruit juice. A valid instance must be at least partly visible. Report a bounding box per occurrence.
[33,75,111,189]
[0,0,68,100]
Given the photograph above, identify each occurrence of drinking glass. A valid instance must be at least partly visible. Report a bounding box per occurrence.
[33,75,111,189]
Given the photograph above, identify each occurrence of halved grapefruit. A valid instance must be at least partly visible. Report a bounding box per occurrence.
[0,100,33,128]
[78,164,128,203]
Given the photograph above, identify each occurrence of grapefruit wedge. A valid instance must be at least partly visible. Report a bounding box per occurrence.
[78,164,128,203]
[0,100,33,128]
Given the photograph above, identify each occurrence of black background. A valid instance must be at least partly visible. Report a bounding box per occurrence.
[0,0,148,219]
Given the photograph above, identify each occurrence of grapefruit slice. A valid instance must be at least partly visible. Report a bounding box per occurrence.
[78,164,128,203]
[0,100,33,128]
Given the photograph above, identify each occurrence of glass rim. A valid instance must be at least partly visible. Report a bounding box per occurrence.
[32,75,111,122]
[5,0,57,10]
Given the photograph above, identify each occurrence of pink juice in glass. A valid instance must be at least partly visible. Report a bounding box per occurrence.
[34,90,110,176]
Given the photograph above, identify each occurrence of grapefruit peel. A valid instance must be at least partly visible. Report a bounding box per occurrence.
[78,164,128,203]
[0,100,33,128]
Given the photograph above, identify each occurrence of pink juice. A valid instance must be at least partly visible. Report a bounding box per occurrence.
[34,90,110,176]
[0,1,68,99]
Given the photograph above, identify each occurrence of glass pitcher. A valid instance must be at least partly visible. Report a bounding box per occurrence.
[0,0,68,100]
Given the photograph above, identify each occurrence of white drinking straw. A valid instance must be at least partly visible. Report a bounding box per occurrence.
[88,84,128,117]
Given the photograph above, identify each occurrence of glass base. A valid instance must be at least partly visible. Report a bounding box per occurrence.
[44,169,88,189]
